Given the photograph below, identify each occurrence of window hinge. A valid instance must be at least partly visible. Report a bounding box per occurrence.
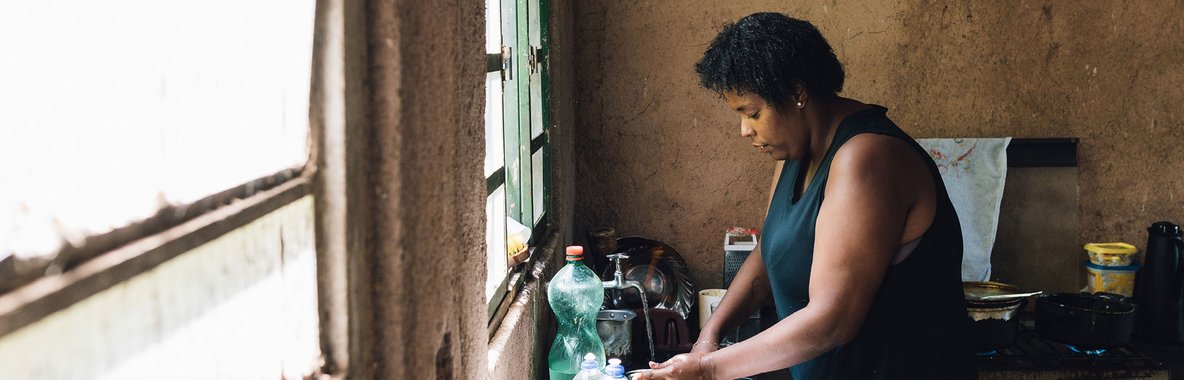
[527,46,543,74]
[501,46,513,81]
[486,53,502,74]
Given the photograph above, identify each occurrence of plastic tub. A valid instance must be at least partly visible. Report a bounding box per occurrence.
[1084,242,1137,266]
[1084,261,1140,297]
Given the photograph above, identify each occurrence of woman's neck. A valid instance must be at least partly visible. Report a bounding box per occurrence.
[805,97,867,164]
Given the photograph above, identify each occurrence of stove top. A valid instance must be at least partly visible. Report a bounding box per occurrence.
[978,324,1169,379]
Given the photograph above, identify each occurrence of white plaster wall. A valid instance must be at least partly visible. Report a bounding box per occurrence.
[0,196,320,379]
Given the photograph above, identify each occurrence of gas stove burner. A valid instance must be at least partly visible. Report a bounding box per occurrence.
[977,315,1169,378]
[1065,345,1107,355]
[975,350,998,357]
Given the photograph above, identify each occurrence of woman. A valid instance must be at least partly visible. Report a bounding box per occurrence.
[637,12,975,379]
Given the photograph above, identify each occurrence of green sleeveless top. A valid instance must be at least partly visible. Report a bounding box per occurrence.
[761,105,976,379]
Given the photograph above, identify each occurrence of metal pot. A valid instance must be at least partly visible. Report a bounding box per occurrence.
[596,309,636,364]
[967,300,1027,351]
[964,281,1027,309]
[1036,292,1136,350]
[964,282,1028,351]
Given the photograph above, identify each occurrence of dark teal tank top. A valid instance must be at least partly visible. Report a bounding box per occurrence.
[761,105,976,379]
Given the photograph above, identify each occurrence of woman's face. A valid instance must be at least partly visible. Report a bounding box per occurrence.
[722,90,805,161]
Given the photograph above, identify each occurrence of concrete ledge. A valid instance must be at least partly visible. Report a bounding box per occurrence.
[487,231,562,379]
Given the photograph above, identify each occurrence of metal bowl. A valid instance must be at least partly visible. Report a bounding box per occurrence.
[963,281,1025,308]
[611,237,694,319]
[597,310,637,364]
[626,369,752,380]
[626,369,653,380]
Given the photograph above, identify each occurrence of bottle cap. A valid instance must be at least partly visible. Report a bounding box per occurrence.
[580,353,598,370]
[605,358,625,377]
[566,245,584,261]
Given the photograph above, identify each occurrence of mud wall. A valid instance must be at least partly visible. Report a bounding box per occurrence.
[572,1,1184,290]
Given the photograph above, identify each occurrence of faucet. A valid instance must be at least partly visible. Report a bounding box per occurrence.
[602,253,645,309]
[602,253,658,363]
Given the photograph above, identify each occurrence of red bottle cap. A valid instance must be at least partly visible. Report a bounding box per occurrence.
[565,246,584,260]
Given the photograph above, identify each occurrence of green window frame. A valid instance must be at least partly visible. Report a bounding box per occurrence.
[485,0,550,326]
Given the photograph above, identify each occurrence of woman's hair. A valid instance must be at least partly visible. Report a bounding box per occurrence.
[694,12,845,107]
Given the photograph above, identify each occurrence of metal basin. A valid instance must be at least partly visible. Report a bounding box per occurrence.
[596,309,636,364]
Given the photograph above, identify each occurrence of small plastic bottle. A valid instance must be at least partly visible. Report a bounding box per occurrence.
[599,358,626,379]
[572,353,602,380]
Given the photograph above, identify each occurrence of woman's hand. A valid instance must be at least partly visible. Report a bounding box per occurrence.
[688,340,720,355]
[632,352,712,380]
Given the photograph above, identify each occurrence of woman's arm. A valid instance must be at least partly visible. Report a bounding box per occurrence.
[696,135,920,378]
[694,243,770,350]
[693,160,783,351]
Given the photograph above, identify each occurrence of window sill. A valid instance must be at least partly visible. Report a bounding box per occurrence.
[487,230,561,377]
[0,170,312,337]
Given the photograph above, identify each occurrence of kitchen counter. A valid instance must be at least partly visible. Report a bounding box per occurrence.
[1130,340,1184,379]
[747,309,1183,380]
[632,307,1184,379]
[977,315,1181,380]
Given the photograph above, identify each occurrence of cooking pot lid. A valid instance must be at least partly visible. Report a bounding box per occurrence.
[964,281,1027,307]
[963,281,1020,299]
[1038,292,1135,314]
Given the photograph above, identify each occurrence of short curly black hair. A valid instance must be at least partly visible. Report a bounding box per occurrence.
[694,12,845,107]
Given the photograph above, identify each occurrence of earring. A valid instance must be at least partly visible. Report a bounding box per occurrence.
[796,102,804,108]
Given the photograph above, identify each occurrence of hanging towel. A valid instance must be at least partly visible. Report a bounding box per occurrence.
[917,138,1011,282]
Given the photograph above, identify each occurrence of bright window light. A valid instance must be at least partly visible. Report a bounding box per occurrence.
[0,0,314,259]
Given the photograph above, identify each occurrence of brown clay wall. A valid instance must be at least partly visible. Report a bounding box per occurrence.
[572,1,1184,290]
[362,0,487,378]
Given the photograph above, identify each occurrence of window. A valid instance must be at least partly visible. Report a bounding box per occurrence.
[0,0,312,283]
[0,1,321,378]
[485,0,550,325]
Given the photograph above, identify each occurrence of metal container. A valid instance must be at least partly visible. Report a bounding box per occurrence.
[627,369,751,380]
[964,281,1030,351]
[596,309,636,363]
[964,281,1027,309]
[966,300,1026,351]
[1135,221,1184,343]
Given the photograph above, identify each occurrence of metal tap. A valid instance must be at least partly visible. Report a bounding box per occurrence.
[602,253,645,309]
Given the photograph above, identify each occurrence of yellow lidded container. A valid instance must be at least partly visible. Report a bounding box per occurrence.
[1084,261,1139,297]
[1084,242,1138,267]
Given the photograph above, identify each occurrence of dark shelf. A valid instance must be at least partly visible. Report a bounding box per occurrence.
[1007,138,1078,167]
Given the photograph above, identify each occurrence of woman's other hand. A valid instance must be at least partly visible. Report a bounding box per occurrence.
[689,340,720,355]
[633,352,712,380]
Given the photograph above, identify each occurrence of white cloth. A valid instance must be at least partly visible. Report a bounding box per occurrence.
[917,138,1011,281]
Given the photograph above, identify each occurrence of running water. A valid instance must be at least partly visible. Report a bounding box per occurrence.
[632,283,655,363]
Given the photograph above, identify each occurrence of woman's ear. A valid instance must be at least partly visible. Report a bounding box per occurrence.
[793,84,808,109]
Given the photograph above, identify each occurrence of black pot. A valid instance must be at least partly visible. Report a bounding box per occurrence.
[967,300,1026,351]
[963,282,1029,351]
[1035,292,1136,350]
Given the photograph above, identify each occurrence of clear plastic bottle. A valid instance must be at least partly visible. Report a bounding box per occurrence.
[547,246,606,380]
[572,353,603,380]
[599,358,626,379]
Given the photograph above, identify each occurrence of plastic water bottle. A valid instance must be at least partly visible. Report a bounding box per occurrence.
[547,246,606,380]
[599,358,626,379]
[572,353,603,380]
